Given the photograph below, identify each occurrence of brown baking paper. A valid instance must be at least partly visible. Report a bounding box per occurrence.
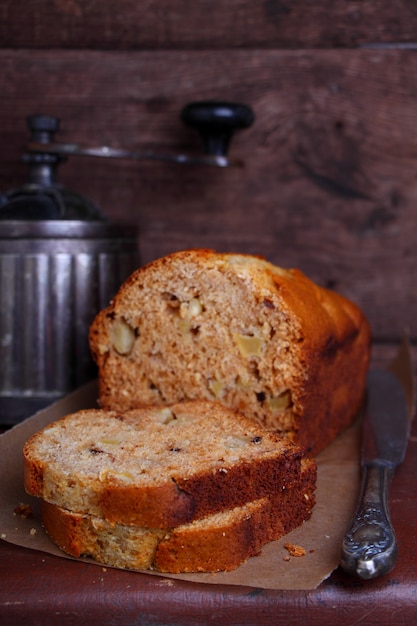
[0,381,364,591]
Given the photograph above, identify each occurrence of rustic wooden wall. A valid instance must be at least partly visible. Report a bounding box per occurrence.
[1,1,417,370]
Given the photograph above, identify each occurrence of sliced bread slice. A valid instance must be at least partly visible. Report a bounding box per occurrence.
[24,401,307,528]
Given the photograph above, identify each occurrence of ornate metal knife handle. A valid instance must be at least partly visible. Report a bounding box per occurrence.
[341,461,397,579]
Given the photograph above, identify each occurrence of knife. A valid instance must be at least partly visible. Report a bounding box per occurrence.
[340,339,415,580]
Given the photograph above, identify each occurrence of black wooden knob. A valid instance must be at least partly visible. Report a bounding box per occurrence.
[181,101,254,156]
[27,114,60,144]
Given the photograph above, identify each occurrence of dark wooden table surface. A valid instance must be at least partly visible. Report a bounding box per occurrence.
[1,418,417,626]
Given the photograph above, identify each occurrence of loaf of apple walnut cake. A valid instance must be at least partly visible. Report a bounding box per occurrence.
[89,249,371,454]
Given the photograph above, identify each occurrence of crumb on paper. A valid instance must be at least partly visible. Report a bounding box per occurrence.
[284,543,306,557]
[155,579,175,587]
[13,503,32,519]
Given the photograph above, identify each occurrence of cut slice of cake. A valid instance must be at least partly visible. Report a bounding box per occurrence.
[24,401,308,528]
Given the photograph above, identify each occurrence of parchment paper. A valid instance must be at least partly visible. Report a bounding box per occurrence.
[0,381,363,590]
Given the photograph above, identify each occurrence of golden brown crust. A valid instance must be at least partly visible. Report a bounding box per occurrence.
[40,499,166,570]
[99,450,303,527]
[40,460,316,573]
[89,249,371,454]
[155,459,316,573]
[23,455,44,498]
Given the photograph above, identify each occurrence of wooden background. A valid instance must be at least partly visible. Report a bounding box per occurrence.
[1,0,417,372]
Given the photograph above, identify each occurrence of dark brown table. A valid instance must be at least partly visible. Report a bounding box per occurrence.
[1,420,417,626]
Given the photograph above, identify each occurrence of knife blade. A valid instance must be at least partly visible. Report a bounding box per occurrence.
[340,344,414,580]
